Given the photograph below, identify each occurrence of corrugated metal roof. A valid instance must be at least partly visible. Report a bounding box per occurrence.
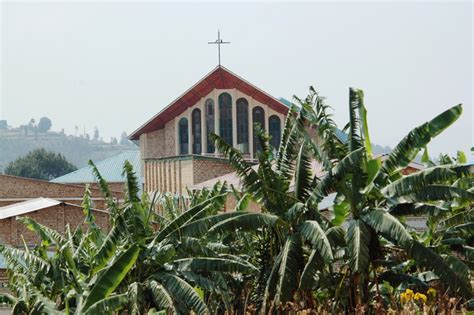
[0,197,61,220]
[51,151,141,184]
[334,128,348,143]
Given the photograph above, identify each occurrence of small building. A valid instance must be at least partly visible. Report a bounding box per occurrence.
[0,174,123,209]
[0,197,110,246]
[0,197,110,289]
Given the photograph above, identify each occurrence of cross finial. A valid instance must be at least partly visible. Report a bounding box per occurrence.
[208,30,230,66]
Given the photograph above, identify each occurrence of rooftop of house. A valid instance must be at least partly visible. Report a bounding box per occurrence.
[51,150,142,184]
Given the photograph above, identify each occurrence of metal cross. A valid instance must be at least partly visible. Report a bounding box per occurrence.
[208,30,230,66]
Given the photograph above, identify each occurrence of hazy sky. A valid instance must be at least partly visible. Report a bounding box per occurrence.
[1,1,472,157]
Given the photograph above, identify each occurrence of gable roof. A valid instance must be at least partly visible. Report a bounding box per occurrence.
[129,66,289,140]
[51,151,141,184]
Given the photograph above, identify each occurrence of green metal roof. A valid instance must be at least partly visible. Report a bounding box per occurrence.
[51,151,141,184]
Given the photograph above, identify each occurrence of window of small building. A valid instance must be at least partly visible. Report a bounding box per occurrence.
[269,115,281,150]
[178,117,189,155]
[236,98,249,153]
[192,108,202,154]
[252,106,265,154]
[219,93,233,146]
[205,99,215,153]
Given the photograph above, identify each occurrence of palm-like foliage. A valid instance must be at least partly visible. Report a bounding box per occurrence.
[0,161,252,314]
[184,87,472,312]
[0,86,471,313]
[165,99,339,313]
[308,89,473,306]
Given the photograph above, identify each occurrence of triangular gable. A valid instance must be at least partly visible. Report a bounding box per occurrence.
[129,65,289,140]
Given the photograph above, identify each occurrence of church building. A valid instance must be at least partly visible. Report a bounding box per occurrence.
[129,65,289,194]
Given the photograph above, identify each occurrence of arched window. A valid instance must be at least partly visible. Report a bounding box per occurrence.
[269,115,281,149]
[219,93,233,145]
[236,98,249,153]
[205,99,215,153]
[252,106,265,154]
[192,108,201,154]
[178,117,189,155]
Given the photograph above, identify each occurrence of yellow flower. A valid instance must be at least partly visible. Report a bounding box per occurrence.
[427,287,437,297]
[400,292,408,304]
[405,289,414,300]
[414,293,427,304]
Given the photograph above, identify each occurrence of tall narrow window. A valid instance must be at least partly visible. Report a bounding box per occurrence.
[252,106,265,154]
[219,93,233,145]
[269,115,281,149]
[192,108,201,154]
[178,118,189,155]
[205,99,215,153]
[236,98,249,153]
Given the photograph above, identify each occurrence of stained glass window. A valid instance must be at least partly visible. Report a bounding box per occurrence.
[269,115,281,150]
[178,117,189,155]
[236,98,249,153]
[192,108,201,154]
[252,106,265,154]
[205,99,215,153]
[219,93,233,145]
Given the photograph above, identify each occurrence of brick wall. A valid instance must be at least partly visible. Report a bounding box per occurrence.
[193,158,235,185]
[164,119,176,157]
[0,203,109,246]
[0,175,123,209]
[143,129,166,158]
[77,182,124,193]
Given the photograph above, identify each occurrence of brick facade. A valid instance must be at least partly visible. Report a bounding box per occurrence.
[0,203,109,246]
[164,118,176,157]
[193,158,236,186]
[0,174,123,209]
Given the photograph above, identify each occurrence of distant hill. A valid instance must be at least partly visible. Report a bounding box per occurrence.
[0,125,136,172]
[0,118,395,173]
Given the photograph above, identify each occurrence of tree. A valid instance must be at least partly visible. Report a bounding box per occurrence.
[37,117,52,133]
[120,132,130,145]
[4,148,77,180]
[93,127,99,141]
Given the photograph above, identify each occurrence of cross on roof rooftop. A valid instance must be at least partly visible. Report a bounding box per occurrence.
[208,30,230,66]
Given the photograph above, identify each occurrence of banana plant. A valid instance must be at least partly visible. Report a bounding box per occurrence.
[308,88,473,308]
[179,86,472,312]
[167,101,339,313]
[0,161,253,314]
